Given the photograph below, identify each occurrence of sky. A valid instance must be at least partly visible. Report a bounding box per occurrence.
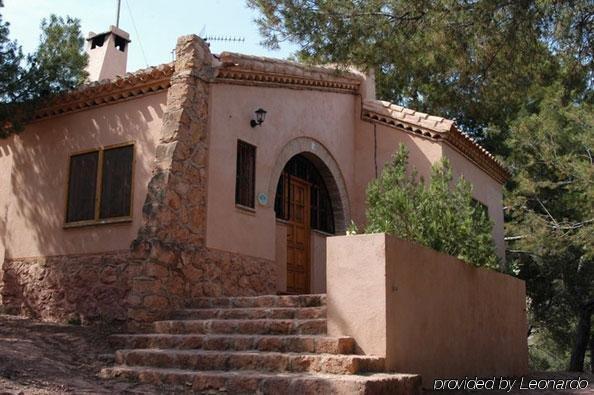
[2,0,299,72]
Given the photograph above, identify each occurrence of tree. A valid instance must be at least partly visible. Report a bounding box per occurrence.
[506,87,594,372]
[248,0,594,370]
[247,0,592,155]
[365,144,499,269]
[0,1,23,104]
[0,2,87,138]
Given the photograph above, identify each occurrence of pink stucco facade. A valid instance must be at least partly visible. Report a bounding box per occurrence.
[0,35,509,321]
[327,234,528,386]
[2,93,166,259]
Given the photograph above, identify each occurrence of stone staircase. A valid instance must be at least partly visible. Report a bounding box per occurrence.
[100,294,421,394]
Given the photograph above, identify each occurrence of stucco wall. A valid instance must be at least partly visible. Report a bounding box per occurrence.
[206,84,357,261]
[0,135,14,266]
[3,92,166,259]
[327,233,528,386]
[275,221,288,293]
[310,230,328,294]
[353,121,443,227]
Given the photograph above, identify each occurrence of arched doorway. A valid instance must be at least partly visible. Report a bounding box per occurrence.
[274,154,337,294]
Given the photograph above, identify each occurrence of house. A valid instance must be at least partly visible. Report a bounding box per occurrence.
[0,27,525,392]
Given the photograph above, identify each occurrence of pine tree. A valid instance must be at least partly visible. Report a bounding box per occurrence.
[506,87,594,372]
[0,2,87,137]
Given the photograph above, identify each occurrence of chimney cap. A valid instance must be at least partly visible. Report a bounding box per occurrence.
[87,25,131,43]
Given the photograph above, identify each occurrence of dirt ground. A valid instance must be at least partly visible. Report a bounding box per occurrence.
[0,314,592,394]
[0,314,173,394]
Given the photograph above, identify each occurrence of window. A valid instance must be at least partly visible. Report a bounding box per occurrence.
[235,140,256,208]
[66,144,134,225]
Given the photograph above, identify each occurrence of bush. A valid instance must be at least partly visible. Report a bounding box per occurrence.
[365,144,499,269]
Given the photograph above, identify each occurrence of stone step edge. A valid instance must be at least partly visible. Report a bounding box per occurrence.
[116,348,381,360]
[100,366,422,394]
[115,348,385,374]
[154,318,327,324]
[109,334,351,342]
[187,294,327,308]
[109,333,356,354]
[173,306,326,320]
[176,306,326,313]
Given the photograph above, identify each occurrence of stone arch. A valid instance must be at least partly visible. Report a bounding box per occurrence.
[268,137,351,233]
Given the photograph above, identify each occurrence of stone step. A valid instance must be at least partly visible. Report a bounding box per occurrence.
[174,306,326,320]
[101,366,421,395]
[115,349,385,375]
[188,294,326,309]
[109,333,355,354]
[154,318,326,335]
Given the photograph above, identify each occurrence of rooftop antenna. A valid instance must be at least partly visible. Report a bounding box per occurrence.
[116,0,122,28]
[203,36,246,43]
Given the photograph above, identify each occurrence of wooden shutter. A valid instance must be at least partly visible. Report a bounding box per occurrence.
[99,145,133,219]
[66,151,99,222]
[235,140,256,208]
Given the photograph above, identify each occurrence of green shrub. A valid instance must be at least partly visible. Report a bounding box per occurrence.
[365,144,499,269]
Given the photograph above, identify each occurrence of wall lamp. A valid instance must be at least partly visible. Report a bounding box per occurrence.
[250,108,267,128]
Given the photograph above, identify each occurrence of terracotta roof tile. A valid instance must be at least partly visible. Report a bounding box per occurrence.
[364,100,454,134]
[32,63,174,121]
[362,99,510,183]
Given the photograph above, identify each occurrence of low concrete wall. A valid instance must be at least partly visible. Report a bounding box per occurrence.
[327,233,528,387]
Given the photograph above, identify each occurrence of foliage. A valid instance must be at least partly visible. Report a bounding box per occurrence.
[249,0,594,371]
[0,0,23,104]
[506,86,594,371]
[365,144,499,269]
[345,220,359,235]
[0,2,87,138]
[247,0,592,155]
[529,328,574,372]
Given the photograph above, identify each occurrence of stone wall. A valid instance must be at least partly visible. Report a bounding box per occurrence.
[0,250,133,324]
[125,35,276,329]
[186,247,276,299]
[0,35,277,328]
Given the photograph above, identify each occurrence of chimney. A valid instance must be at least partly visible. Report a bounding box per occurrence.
[85,25,130,81]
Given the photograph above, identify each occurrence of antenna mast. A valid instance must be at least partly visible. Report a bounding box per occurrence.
[116,0,122,27]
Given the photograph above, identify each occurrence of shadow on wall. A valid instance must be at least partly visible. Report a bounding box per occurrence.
[0,139,13,262]
[0,99,164,323]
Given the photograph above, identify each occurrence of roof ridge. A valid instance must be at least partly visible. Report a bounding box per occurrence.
[218,52,364,81]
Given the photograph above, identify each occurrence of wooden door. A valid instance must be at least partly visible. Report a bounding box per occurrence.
[286,177,310,293]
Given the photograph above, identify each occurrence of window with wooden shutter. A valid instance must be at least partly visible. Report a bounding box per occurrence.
[100,145,134,219]
[66,151,99,222]
[235,140,256,208]
[65,143,134,226]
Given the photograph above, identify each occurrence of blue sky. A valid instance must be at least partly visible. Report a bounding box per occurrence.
[2,0,299,72]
